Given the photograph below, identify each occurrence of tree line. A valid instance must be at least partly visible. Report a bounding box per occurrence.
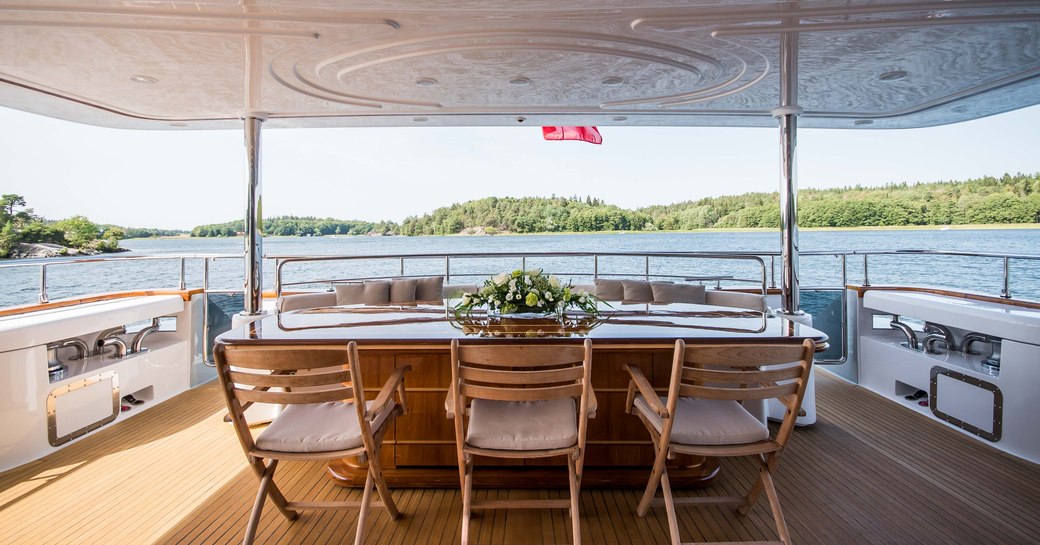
[190,216,397,237]
[188,172,1040,237]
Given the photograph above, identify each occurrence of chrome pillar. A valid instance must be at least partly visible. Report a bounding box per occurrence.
[243,116,264,315]
[775,29,803,315]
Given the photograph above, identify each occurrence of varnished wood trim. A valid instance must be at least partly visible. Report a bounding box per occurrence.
[846,284,1040,310]
[0,289,203,317]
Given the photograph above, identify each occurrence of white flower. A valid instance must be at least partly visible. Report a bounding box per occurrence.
[526,269,539,276]
[509,279,517,289]
[576,289,588,297]
[545,292,554,301]
[548,275,560,288]
[537,299,544,306]
[493,272,510,285]
[461,293,471,303]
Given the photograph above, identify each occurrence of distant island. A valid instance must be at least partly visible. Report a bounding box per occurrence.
[0,194,187,259]
[191,172,1040,237]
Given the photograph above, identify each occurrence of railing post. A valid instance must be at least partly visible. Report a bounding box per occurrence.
[1001,257,1012,299]
[400,257,405,276]
[863,254,871,286]
[521,256,526,272]
[593,255,599,280]
[178,257,186,290]
[770,255,777,289]
[202,257,214,366]
[39,264,48,304]
[644,255,650,281]
[242,115,265,315]
[445,256,451,283]
[775,28,802,315]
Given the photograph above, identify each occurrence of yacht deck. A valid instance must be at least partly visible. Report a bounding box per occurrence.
[1,370,1037,545]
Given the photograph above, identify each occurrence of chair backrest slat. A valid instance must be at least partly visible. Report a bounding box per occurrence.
[455,345,586,367]
[219,347,352,371]
[460,383,583,402]
[216,345,356,406]
[680,364,803,385]
[682,343,809,368]
[237,388,355,405]
[227,368,353,389]
[678,381,798,401]
[459,364,584,385]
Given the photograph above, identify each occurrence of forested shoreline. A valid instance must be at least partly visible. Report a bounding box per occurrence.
[188,172,1040,237]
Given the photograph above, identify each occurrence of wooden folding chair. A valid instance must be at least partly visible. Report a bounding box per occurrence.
[625,339,815,545]
[450,338,593,545]
[214,342,410,545]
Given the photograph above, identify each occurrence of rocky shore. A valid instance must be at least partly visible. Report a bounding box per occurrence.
[7,243,128,259]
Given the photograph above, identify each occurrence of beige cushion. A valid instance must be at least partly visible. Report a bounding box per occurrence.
[389,278,418,303]
[594,279,624,301]
[467,397,577,451]
[704,290,767,312]
[277,292,336,312]
[622,280,654,303]
[415,276,445,302]
[335,282,390,305]
[634,395,768,446]
[651,282,706,304]
[255,400,392,453]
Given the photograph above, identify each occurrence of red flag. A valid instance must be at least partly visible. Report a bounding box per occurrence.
[542,126,603,145]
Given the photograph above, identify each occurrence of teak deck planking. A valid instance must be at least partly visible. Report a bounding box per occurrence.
[1,370,1038,545]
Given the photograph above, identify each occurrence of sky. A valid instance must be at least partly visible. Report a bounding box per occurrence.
[2,104,1039,231]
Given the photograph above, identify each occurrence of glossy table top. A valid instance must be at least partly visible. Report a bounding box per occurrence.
[217,302,828,349]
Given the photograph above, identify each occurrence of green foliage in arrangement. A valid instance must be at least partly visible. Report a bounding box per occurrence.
[452,269,603,316]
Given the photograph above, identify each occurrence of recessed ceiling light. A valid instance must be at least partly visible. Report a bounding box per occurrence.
[130,74,158,84]
[509,77,531,86]
[413,117,428,123]
[854,119,874,126]
[414,77,437,87]
[612,116,628,122]
[602,77,624,86]
[169,122,187,127]
[879,70,907,82]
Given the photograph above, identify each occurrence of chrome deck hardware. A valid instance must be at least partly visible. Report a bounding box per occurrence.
[890,319,920,351]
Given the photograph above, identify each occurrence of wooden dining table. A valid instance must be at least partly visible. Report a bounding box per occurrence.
[216,302,828,488]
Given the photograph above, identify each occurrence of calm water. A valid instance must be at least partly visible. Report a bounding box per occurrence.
[2,229,1039,308]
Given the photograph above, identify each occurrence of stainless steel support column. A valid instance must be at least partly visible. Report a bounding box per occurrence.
[775,29,803,315]
[243,116,264,315]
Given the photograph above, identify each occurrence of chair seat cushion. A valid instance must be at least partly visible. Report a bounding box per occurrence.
[467,397,577,451]
[634,395,768,446]
[256,400,392,453]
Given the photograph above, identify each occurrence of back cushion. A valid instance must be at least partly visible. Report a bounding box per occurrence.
[415,276,445,302]
[622,280,654,303]
[277,292,337,312]
[336,281,390,305]
[594,279,624,301]
[389,278,418,303]
[651,282,706,304]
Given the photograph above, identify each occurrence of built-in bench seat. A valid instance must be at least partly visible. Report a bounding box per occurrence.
[277,277,476,312]
[590,278,767,312]
[277,277,766,313]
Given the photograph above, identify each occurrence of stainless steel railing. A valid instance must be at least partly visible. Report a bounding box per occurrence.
[271,251,769,297]
[3,247,1039,368]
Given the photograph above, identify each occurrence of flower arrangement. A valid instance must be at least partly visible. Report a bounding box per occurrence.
[452,269,601,317]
